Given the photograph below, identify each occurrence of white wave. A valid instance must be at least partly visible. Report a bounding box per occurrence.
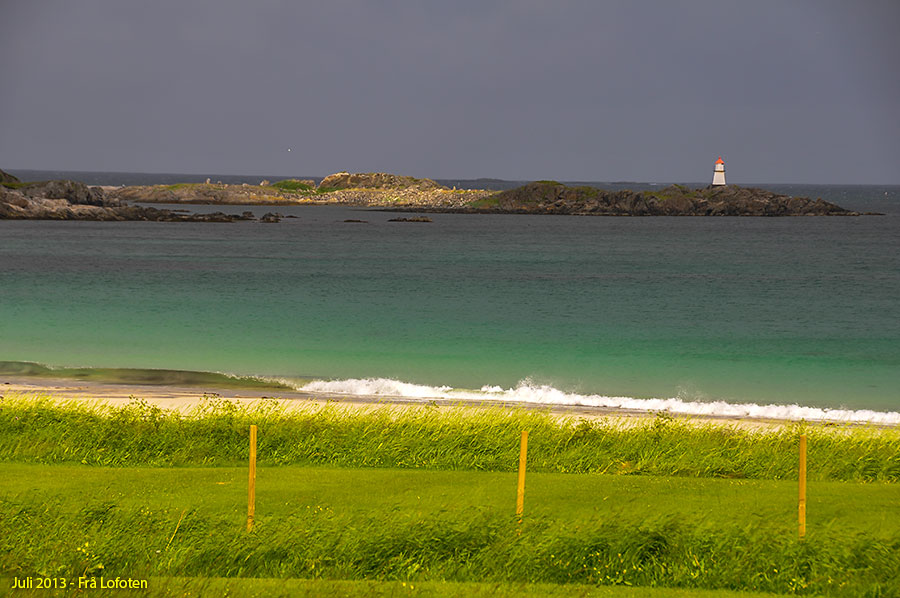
[303,377,454,398]
[300,377,900,425]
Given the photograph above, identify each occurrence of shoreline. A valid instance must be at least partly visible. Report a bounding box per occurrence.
[3,375,893,431]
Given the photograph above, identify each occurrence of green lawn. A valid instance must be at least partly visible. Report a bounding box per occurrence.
[2,463,898,538]
[2,463,898,596]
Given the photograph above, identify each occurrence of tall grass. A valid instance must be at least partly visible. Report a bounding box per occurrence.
[2,498,897,596]
[1,394,898,482]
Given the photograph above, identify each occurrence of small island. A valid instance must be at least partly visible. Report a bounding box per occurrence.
[1,168,863,220]
[455,180,860,216]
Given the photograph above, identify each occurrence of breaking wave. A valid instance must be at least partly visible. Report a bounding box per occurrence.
[300,377,900,425]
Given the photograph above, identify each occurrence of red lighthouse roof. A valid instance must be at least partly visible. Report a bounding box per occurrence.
[715,157,725,164]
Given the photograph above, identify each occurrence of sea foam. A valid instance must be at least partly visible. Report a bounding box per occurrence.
[300,377,900,425]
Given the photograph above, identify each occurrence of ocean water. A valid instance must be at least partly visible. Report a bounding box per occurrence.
[1,178,899,422]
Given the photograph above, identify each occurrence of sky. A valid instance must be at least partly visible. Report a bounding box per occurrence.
[1,1,898,184]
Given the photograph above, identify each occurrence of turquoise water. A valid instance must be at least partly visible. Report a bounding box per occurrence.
[1,187,899,417]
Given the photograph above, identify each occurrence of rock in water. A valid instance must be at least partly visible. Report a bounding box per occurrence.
[388,216,432,222]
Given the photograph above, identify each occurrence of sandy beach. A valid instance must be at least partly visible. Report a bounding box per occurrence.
[1,376,813,431]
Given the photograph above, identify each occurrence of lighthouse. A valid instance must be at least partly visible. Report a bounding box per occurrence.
[712,157,726,186]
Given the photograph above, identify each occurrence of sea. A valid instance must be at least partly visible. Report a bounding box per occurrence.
[2,170,899,423]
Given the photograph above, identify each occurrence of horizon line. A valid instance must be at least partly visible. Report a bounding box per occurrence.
[4,167,900,187]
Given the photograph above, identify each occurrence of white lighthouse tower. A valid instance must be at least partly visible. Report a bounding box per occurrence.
[712,156,726,186]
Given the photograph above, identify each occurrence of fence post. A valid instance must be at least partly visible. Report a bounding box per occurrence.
[516,430,528,526]
[799,434,807,540]
[248,424,257,532]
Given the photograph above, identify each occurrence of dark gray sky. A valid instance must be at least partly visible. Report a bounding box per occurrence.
[2,1,898,183]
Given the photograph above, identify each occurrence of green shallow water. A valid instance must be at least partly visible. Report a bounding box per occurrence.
[1,193,899,412]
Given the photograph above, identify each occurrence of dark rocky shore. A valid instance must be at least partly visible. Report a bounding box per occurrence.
[0,170,254,222]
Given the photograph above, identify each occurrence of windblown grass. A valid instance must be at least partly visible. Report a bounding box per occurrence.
[2,493,897,596]
[3,396,898,595]
[4,463,898,538]
[105,578,793,598]
[1,394,898,481]
[0,577,788,598]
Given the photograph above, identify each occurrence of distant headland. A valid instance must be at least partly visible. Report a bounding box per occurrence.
[1,168,866,220]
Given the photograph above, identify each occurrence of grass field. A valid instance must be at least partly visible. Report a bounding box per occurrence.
[0,577,792,598]
[1,395,899,596]
[3,464,899,537]
[3,464,899,595]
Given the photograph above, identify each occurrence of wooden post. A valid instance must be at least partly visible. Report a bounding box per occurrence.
[799,434,807,540]
[516,430,528,524]
[247,424,257,532]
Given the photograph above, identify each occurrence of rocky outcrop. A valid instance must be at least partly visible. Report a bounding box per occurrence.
[0,180,256,222]
[17,179,117,207]
[460,182,859,216]
[388,216,432,222]
[0,169,20,184]
[318,172,445,191]
[317,187,489,208]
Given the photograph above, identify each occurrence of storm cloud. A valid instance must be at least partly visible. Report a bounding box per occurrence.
[1,0,898,183]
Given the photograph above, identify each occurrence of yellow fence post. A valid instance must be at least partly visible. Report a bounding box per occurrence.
[799,433,807,540]
[247,424,257,532]
[516,430,528,527]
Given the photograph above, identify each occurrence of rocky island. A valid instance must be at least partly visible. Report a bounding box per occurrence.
[1,168,863,219]
[455,181,860,216]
